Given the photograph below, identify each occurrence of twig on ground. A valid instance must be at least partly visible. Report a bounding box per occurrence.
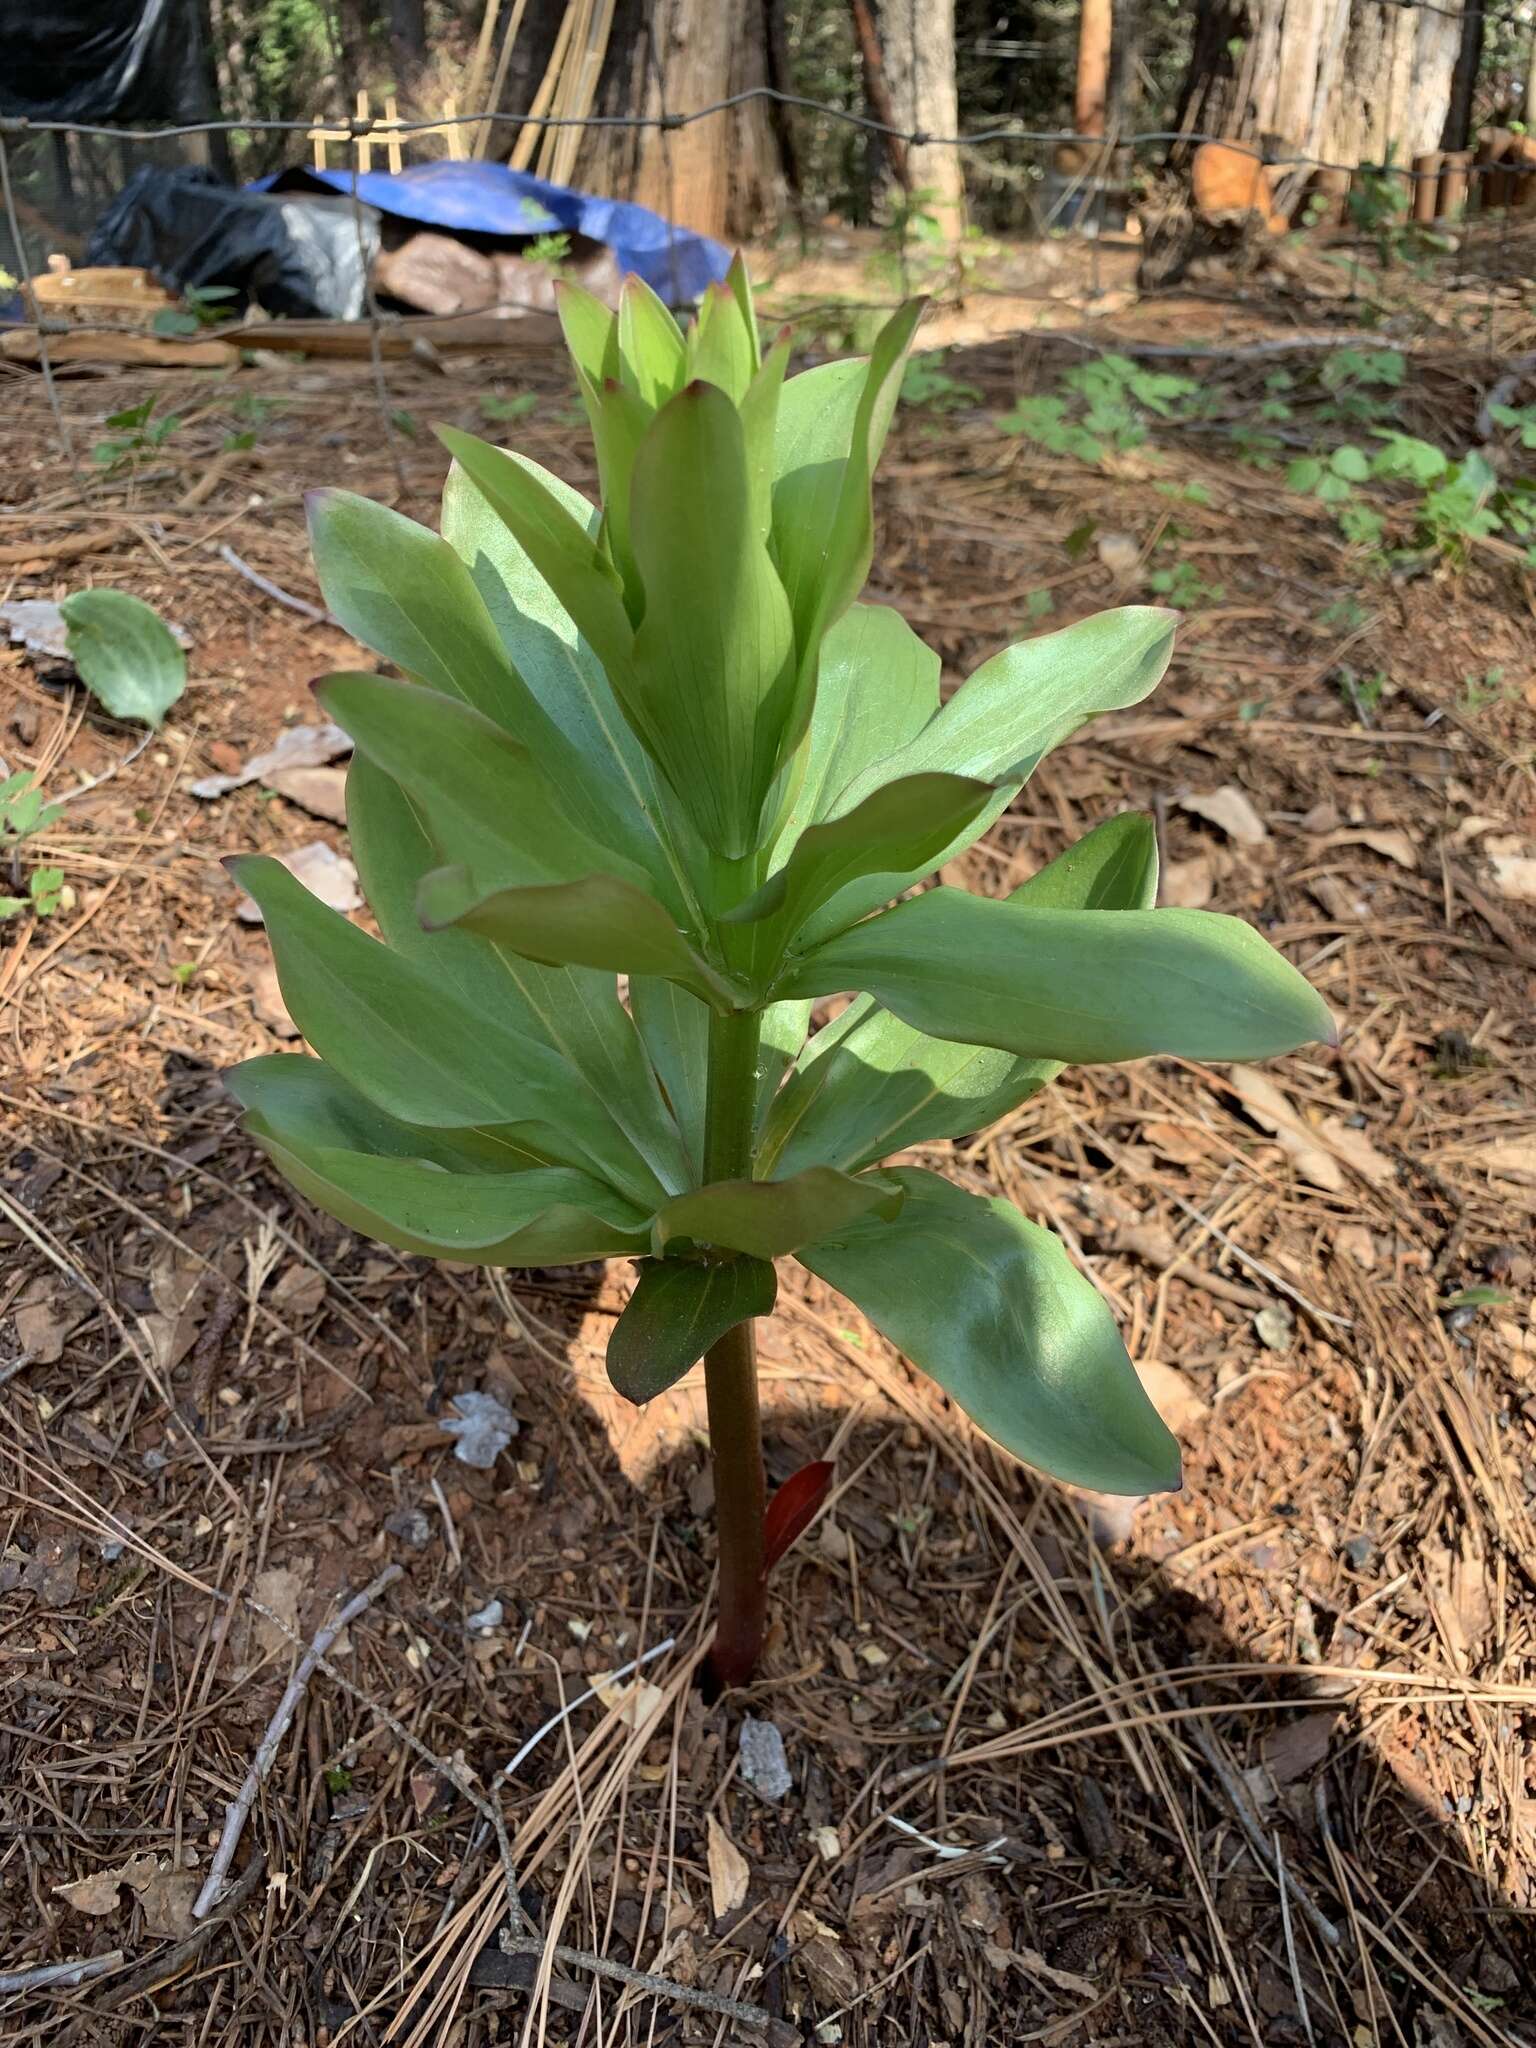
[65,1856,267,2024]
[0,1950,123,1996]
[1188,1717,1342,1949]
[192,1565,402,1917]
[218,544,336,625]
[497,1932,775,2030]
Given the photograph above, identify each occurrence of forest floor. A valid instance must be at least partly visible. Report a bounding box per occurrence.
[1,266,1535,2048]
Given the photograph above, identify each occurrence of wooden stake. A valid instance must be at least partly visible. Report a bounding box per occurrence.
[1075,0,1113,140]
[510,1,576,173]
[465,0,505,123]
[475,0,532,161]
[382,93,404,175]
[354,88,373,176]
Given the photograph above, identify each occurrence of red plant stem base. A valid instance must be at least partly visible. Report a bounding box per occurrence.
[701,1317,767,1696]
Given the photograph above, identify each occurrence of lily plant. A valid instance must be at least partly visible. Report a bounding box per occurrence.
[228,264,1332,1688]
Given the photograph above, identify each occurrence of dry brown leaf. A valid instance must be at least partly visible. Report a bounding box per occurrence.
[1318,826,1418,870]
[1160,856,1214,908]
[1179,785,1268,846]
[263,764,349,823]
[54,1851,160,1917]
[252,1561,311,1656]
[12,1277,87,1364]
[1261,1710,1341,1790]
[272,1264,326,1318]
[1422,1535,1492,1674]
[1135,1358,1210,1436]
[235,842,360,924]
[1476,1138,1536,1185]
[1315,1117,1395,1185]
[1226,1066,1345,1192]
[135,1863,199,1940]
[1488,854,1536,905]
[1336,1224,1377,1270]
[21,1532,81,1607]
[1142,1120,1222,1166]
[706,1814,750,1918]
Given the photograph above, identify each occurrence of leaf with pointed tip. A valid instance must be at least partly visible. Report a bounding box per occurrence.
[782,603,942,839]
[606,1256,776,1402]
[628,383,799,856]
[417,865,736,1007]
[688,278,755,402]
[244,1120,650,1266]
[617,275,688,407]
[758,815,1158,1176]
[318,672,649,896]
[802,606,1177,941]
[725,251,761,368]
[739,331,791,542]
[798,1168,1181,1494]
[232,853,664,1205]
[556,280,620,392]
[780,890,1336,1066]
[763,1461,835,1571]
[654,1167,903,1261]
[771,304,921,654]
[439,453,705,927]
[435,427,635,688]
[307,490,527,726]
[227,1052,559,1172]
[834,608,1176,811]
[725,772,1000,966]
[344,755,691,1199]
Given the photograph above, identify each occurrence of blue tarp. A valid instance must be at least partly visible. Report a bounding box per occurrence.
[256,162,729,308]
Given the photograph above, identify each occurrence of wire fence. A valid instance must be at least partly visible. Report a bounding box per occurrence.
[5,45,1536,491]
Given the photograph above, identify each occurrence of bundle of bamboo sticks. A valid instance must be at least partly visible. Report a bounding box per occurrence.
[464,0,619,183]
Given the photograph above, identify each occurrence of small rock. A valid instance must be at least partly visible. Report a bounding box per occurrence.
[1343,1533,1373,1569]
[234,841,360,923]
[1253,1303,1295,1353]
[384,1506,433,1549]
[439,1390,518,1469]
[466,1597,504,1633]
[1095,532,1141,583]
[738,1716,792,1802]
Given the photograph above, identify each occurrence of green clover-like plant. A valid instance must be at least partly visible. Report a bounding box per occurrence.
[228,264,1333,1688]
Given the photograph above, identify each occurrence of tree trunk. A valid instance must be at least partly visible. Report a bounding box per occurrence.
[571,0,786,244]
[1176,0,1467,167]
[878,0,964,240]
[389,0,428,85]
[1441,0,1482,153]
[1075,0,1113,138]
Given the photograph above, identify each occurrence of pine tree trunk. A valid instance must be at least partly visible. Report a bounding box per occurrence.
[1177,0,1466,165]
[877,0,964,240]
[572,0,786,243]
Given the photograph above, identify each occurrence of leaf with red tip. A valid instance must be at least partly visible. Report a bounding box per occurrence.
[763,1460,835,1573]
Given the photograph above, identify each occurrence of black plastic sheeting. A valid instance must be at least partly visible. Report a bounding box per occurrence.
[0,0,211,124]
[86,168,379,322]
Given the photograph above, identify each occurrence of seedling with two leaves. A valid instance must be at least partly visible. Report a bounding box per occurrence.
[229,265,1333,1687]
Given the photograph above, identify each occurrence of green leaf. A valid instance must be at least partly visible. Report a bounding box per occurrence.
[725,772,1000,969]
[341,755,691,1200]
[316,672,648,894]
[59,591,185,728]
[760,815,1159,1175]
[606,1256,776,1401]
[555,280,619,392]
[232,853,665,1203]
[756,997,814,1127]
[617,274,688,408]
[417,865,737,1008]
[772,308,921,659]
[226,1052,551,1172]
[688,278,756,403]
[245,1122,649,1266]
[774,603,942,842]
[654,1167,903,1260]
[434,428,635,689]
[738,331,792,543]
[1330,444,1370,482]
[725,250,761,369]
[308,490,532,725]
[804,607,1175,939]
[439,453,705,926]
[627,382,798,856]
[836,608,1176,808]
[798,1168,1181,1494]
[631,977,710,1176]
[780,890,1335,1065]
